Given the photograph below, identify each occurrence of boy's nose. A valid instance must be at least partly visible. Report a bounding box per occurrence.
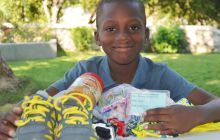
[116,30,130,41]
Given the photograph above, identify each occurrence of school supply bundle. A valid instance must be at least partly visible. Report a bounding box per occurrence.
[93,84,220,139]
[93,84,172,138]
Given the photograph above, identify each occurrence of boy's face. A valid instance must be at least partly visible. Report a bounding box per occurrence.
[95,1,149,65]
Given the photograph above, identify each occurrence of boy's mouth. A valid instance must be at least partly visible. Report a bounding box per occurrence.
[113,46,133,52]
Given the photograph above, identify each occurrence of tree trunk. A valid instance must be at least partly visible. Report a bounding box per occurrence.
[0,51,19,90]
[51,4,59,25]
[42,0,76,51]
[42,0,51,24]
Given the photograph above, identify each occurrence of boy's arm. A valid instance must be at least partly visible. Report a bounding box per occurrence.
[143,87,220,135]
[46,86,60,96]
[187,87,220,123]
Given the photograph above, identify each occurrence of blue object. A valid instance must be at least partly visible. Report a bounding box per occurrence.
[51,55,195,102]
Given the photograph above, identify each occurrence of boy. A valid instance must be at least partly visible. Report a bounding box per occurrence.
[1,0,220,139]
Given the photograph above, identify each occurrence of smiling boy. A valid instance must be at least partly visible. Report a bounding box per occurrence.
[0,0,220,139]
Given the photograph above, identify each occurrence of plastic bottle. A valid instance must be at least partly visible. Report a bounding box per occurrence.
[66,72,104,107]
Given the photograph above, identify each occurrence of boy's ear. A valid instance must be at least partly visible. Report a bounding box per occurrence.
[145,27,150,41]
[94,31,101,46]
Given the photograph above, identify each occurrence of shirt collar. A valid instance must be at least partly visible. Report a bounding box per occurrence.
[131,55,150,88]
[99,55,150,91]
[99,56,117,92]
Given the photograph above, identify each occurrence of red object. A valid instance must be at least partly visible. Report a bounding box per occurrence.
[82,72,104,92]
[68,72,104,106]
[107,118,126,136]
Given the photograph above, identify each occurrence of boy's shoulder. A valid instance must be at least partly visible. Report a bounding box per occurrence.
[76,56,107,70]
[142,56,167,69]
[78,56,105,64]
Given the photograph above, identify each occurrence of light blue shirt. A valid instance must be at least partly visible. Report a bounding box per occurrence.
[51,55,195,102]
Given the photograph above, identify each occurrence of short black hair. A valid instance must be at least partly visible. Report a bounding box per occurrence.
[93,0,146,28]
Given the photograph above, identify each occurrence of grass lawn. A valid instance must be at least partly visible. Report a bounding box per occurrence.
[0,51,220,111]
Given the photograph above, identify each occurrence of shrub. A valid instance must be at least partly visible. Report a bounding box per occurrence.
[0,26,55,43]
[152,26,188,53]
[71,27,94,51]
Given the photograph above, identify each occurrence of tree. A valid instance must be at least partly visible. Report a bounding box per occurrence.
[1,0,81,50]
[143,0,220,27]
[41,0,81,51]
[78,0,220,27]
[0,52,20,90]
[2,0,219,26]
[0,0,80,25]
[0,0,44,25]
[80,0,99,13]
[0,52,16,79]
[0,10,19,90]
[0,1,7,23]
[41,0,80,25]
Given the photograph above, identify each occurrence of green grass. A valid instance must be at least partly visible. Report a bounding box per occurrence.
[1,51,220,111]
[0,51,104,108]
[142,53,220,96]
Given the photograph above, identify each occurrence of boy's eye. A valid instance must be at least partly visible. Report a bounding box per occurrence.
[105,27,116,32]
[129,25,141,31]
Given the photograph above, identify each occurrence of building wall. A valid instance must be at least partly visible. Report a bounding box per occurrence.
[0,39,57,60]
[182,26,220,53]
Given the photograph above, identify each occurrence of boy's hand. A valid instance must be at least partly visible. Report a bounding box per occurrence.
[0,106,22,139]
[143,105,203,135]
